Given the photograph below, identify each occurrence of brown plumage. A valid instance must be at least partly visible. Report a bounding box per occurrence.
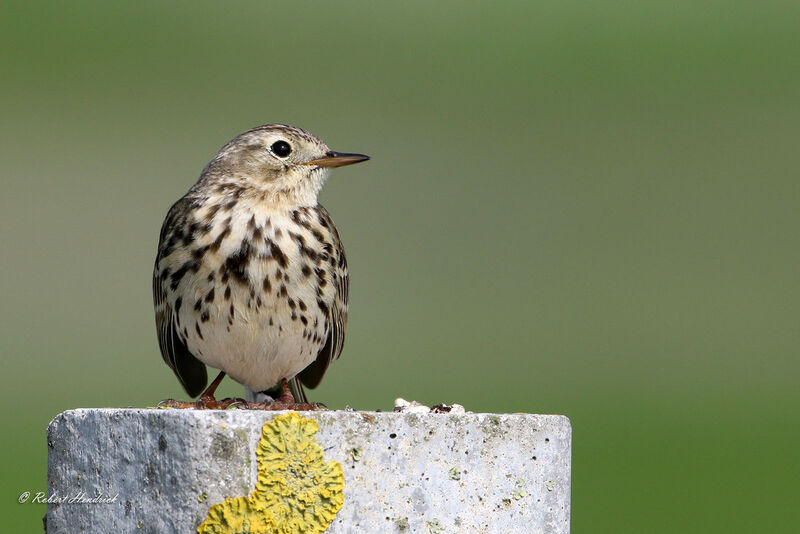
[153,124,368,406]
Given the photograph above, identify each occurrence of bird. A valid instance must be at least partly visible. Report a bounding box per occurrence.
[152,124,369,409]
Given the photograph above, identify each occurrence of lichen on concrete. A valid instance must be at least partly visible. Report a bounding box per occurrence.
[197,412,344,534]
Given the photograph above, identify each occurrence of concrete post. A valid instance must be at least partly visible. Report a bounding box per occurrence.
[45,408,571,533]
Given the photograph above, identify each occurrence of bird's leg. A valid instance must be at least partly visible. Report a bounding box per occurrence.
[197,371,226,405]
[244,378,325,411]
[197,371,249,409]
[159,371,242,409]
[277,378,295,404]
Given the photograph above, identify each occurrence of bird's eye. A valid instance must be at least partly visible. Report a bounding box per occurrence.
[270,140,292,158]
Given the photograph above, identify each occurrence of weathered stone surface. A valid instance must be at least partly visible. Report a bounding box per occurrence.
[46,409,571,533]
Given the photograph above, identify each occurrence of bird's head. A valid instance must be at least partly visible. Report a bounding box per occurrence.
[201,124,369,206]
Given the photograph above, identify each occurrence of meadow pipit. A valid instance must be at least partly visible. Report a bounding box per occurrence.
[153,124,368,409]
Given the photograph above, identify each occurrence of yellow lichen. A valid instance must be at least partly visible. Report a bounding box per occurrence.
[197,412,344,534]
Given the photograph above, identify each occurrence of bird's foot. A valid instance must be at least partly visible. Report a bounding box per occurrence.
[157,371,239,409]
[157,397,325,410]
[156,376,327,411]
[240,378,326,410]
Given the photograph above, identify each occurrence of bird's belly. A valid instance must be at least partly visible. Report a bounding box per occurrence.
[186,305,325,391]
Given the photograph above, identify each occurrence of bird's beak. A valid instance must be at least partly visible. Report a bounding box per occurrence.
[303,151,370,168]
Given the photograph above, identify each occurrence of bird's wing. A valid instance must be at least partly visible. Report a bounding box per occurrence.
[153,203,208,397]
[298,206,349,389]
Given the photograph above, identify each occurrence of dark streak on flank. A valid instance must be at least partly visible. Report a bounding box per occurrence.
[289,231,306,247]
[270,241,288,269]
[224,240,252,284]
[205,203,221,220]
[209,224,232,252]
[182,222,199,245]
[170,260,200,290]
[315,267,327,288]
[301,246,320,264]
[192,245,210,259]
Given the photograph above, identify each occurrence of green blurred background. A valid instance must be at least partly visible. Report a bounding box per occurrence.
[2,1,798,531]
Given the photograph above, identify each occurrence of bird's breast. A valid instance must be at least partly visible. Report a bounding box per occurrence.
[156,200,341,390]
